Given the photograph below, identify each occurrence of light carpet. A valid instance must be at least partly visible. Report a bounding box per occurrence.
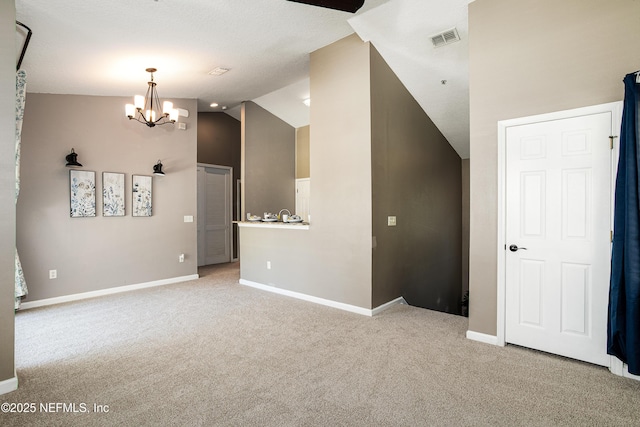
[1,262,639,426]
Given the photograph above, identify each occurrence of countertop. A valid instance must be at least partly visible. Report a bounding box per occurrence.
[235,221,310,230]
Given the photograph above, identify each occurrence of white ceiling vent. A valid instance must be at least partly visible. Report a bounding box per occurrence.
[430,28,460,48]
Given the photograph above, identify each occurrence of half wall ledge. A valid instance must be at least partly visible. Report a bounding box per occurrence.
[236,221,309,230]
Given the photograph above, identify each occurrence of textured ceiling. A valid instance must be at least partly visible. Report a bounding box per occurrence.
[15,0,470,158]
[350,0,470,158]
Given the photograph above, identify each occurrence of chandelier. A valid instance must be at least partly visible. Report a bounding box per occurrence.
[125,68,178,127]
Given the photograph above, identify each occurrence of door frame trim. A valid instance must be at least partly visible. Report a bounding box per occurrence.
[197,163,234,265]
[496,101,622,347]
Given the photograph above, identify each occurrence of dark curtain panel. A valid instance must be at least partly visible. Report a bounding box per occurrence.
[608,72,640,375]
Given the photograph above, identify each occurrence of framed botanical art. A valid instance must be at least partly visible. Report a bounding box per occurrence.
[132,175,152,217]
[69,170,96,218]
[102,172,125,217]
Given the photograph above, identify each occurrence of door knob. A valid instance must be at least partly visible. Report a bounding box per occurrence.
[509,244,527,252]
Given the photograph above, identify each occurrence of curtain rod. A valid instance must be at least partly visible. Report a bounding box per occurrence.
[16,21,33,71]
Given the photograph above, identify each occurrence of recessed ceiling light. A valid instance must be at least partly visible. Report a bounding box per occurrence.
[208,67,230,76]
[210,103,219,108]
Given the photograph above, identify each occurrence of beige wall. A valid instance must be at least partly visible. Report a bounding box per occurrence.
[0,0,16,385]
[240,34,373,309]
[308,33,373,307]
[468,0,640,335]
[241,101,295,217]
[295,125,310,179]
[18,94,198,302]
[370,45,462,311]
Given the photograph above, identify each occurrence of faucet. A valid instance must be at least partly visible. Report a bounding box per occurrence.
[278,209,291,221]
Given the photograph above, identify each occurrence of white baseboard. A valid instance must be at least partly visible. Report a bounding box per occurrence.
[466,330,500,346]
[0,375,18,396]
[20,274,200,310]
[239,279,405,317]
[610,357,640,381]
[372,296,407,315]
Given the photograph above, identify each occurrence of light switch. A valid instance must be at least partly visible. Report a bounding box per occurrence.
[184,215,194,223]
[388,216,397,226]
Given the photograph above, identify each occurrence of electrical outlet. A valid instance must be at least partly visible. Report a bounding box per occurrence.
[179,254,185,263]
[267,261,271,270]
[388,216,397,226]
[49,269,57,279]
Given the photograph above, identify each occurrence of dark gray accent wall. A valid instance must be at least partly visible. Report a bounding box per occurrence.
[0,0,16,384]
[198,112,241,168]
[198,112,241,259]
[370,45,462,313]
[242,101,295,216]
[462,158,470,300]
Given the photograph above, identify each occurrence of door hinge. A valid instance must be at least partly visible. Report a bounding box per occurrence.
[609,135,618,149]
[611,230,614,242]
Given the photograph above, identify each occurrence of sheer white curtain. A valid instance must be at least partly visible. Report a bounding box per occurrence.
[15,70,27,310]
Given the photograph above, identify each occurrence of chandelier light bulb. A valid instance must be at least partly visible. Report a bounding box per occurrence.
[125,103,135,118]
[134,95,145,110]
[163,101,173,115]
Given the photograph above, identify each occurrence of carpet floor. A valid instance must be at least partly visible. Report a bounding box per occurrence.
[1,262,639,426]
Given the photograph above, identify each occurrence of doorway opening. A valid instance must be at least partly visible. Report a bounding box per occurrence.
[197,164,233,266]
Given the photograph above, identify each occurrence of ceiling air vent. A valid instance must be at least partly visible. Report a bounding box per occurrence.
[430,28,460,48]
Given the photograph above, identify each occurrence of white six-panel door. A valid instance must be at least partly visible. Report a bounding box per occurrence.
[505,111,612,366]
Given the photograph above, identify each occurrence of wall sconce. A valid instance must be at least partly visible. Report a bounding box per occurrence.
[153,160,165,176]
[65,148,83,167]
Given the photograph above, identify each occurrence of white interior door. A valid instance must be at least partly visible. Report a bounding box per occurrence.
[197,166,231,266]
[505,111,612,366]
[295,178,310,222]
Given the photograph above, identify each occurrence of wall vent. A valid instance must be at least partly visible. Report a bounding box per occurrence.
[430,28,460,48]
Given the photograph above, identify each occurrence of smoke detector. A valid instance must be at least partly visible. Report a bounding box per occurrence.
[208,67,230,76]
[430,28,460,48]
